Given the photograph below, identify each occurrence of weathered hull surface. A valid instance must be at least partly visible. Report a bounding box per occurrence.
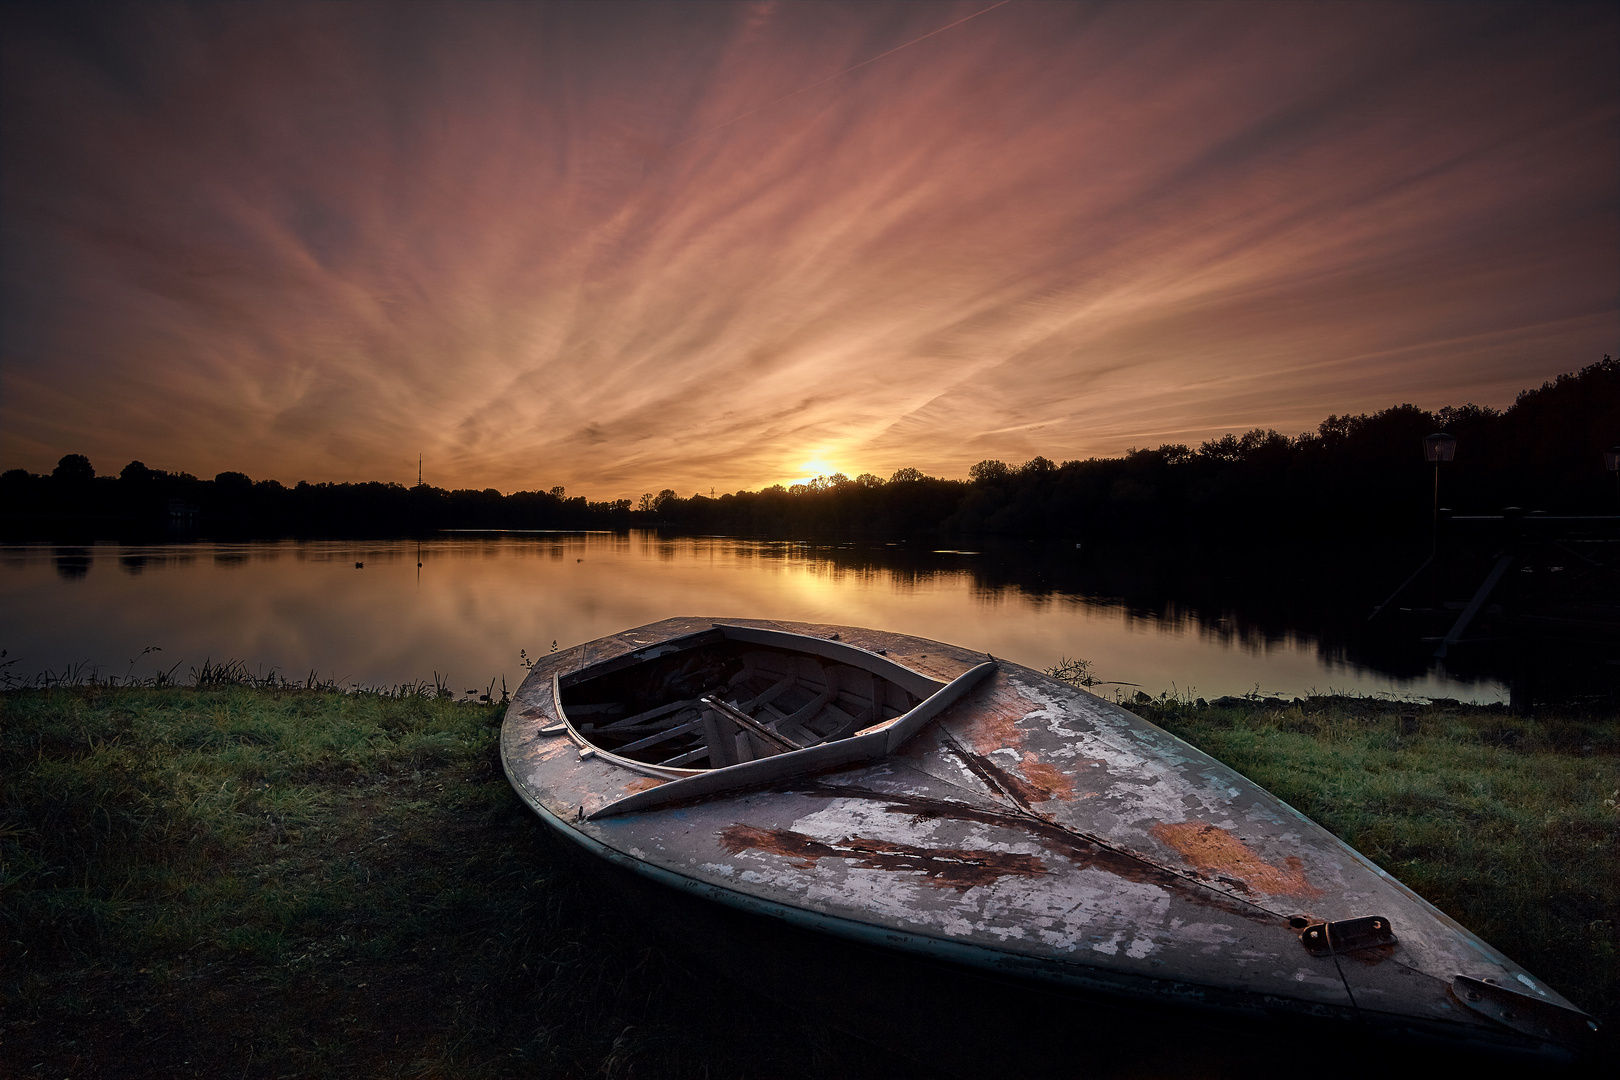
[501,618,1595,1062]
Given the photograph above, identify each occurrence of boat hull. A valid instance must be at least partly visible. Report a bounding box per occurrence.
[564,843,1367,1078]
[501,618,1595,1063]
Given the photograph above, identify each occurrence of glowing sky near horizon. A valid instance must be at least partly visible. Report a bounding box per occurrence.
[2,1,1615,498]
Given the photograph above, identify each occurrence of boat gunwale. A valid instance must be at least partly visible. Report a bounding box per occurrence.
[545,622,973,786]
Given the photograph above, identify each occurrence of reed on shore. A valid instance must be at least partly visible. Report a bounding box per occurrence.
[3,678,1614,1077]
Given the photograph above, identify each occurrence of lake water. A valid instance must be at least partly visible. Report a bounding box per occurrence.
[0,533,1501,702]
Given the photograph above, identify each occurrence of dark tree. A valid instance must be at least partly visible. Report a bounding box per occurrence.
[52,454,94,484]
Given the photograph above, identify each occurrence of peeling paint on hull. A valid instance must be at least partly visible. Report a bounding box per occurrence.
[501,617,1597,1063]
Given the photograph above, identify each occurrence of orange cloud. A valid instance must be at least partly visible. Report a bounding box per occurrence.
[2,1,1615,498]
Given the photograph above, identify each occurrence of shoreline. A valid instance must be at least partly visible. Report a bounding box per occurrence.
[3,683,1614,1077]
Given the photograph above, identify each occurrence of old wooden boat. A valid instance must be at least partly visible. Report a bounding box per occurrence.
[500,617,1597,1064]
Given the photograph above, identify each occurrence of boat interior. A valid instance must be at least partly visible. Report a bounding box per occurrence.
[557,636,924,772]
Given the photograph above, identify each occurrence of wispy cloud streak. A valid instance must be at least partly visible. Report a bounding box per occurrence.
[2,1,1615,495]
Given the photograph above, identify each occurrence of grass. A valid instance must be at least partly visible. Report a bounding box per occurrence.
[2,681,1615,1076]
[1,683,920,1079]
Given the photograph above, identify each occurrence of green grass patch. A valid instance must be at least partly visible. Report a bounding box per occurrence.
[2,685,916,1079]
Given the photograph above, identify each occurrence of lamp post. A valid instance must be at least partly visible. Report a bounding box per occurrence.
[1424,432,1457,556]
[1607,446,1620,508]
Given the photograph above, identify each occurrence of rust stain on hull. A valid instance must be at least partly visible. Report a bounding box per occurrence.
[624,776,666,793]
[719,824,1047,892]
[1016,756,1076,801]
[795,784,1281,923]
[1151,822,1323,900]
[944,737,1077,806]
[944,740,1050,806]
[957,684,1039,756]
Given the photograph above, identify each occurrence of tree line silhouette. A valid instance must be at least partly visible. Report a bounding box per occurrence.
[4,355,1615,545]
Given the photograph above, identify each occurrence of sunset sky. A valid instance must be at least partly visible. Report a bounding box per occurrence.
[2,1,1615,499]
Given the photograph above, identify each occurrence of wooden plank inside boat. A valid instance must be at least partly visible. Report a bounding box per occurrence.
[558,634,925,772]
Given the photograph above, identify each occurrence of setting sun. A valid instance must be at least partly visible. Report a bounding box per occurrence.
[795,458,844,484]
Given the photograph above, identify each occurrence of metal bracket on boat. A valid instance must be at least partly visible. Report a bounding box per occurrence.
[1299,915,1395,956]
[1451,975,1599,1044]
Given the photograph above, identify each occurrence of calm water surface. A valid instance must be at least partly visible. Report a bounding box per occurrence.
[1,533,1500,702]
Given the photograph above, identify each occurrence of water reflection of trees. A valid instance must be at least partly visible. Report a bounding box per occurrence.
[53,547,91,580]
[9,530,1598,695]
[773,540,1454,684]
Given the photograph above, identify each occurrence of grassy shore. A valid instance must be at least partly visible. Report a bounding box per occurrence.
[2,684,1615,1077]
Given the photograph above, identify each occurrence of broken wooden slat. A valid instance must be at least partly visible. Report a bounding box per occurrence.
[702,696,802,752]
[659,745,710,767]
[594,698,698,731]
[612,718,703,756]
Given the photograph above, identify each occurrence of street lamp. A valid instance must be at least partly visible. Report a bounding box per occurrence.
[1424,433,1456,555]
